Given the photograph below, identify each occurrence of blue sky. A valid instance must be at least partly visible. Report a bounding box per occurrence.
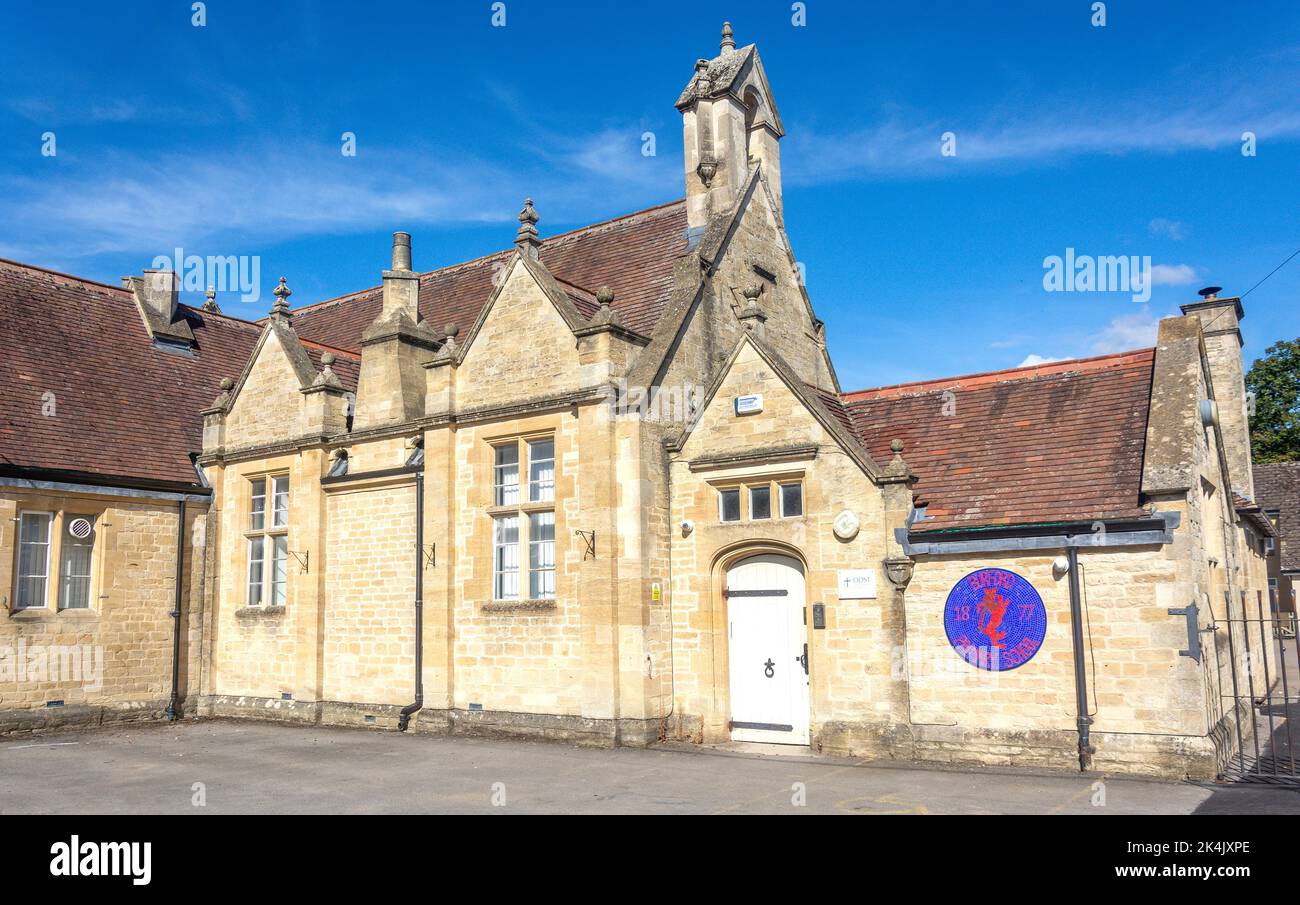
[1,0,1296,390]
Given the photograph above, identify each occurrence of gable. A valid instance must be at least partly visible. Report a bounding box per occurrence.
[455,259,584,407]
[225,329,312,449]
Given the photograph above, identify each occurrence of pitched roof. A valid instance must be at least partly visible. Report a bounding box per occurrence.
[290,200,690,353]
[1254,462,1300,572]
[842,349,1156,532]
[0,258,357,489]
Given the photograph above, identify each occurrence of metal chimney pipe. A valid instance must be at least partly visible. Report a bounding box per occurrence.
[392,232,412,271]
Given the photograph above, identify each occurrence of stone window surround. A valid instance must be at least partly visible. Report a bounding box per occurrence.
[244,472,290,608]
[486,431,556,604]
[710,471,805,524]
[10,507,104,615]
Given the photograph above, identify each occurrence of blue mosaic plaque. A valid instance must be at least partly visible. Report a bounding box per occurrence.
[943,568,1047,671]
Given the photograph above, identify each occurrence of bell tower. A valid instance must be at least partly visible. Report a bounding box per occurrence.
[676,22,785,231]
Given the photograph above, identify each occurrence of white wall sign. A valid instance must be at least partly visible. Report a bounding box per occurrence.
[837,568,877,600]
[734,393,763,415]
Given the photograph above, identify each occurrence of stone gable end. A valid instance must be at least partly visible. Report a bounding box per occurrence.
[455,261,583,407]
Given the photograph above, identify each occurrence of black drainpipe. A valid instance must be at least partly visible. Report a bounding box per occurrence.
[165,500,186,721]
[1066,545,1094,770]
[398,470,424,731]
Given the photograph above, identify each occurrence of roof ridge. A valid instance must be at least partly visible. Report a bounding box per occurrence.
[289,198,686,318]
[0,257,130,295]
[842,347,1156,402]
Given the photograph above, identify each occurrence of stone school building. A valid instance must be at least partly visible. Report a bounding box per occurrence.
[0,25,1280,780]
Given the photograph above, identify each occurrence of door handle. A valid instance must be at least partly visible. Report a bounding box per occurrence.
[795,644,808,675]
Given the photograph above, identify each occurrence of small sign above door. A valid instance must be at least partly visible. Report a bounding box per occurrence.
[837,568,877,600]
[734,393,764,415]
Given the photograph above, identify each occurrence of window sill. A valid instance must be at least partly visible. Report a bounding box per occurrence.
[486,502,556,517]
[8,607,103,622]
[480,599,558,614]
[236,605,287,620]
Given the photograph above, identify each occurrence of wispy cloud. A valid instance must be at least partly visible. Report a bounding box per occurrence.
[784,62,1300,185]
[1017,353,1068,367]
[1151,263,1199,286]
[1147,218,1187,240]
[0,128,674,267]
[1091,310,1163,354]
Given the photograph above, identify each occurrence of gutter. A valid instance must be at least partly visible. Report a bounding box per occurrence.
[898,512,1180,556]
[165,500,186,721]
[398,468,425,731]
[0,465,211,502]
[1066,546,1094,771]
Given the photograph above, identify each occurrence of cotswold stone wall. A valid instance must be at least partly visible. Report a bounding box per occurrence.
[322,482,416,706]
[0,488,205,732]
[444,410,589,719]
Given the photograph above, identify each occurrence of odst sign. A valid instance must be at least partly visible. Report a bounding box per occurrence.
[944,568,1046,671]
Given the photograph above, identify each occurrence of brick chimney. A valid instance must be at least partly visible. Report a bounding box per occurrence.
[1181,286,1254,499]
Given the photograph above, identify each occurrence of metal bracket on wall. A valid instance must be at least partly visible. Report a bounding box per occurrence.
[574,529,596,560]
[1167,602,1201,663]
[288,551,309,574]
[421,544,436,569]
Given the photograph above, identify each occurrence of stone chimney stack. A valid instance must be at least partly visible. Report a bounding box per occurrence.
[123,268,194,345]
[352,231,437,430]
[141,269,179,320]
[676,22,785,231]
[1181,286,1254,500]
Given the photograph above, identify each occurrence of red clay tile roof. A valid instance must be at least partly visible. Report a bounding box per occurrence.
[842,349,1156,532]
[1255,462,1300,572]
[290,200,689,351]
[0,259,357,488]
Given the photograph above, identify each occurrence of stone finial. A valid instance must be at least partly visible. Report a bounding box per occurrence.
[589,287,622,329]
[312,351,342,389]
[742,284,762,303]
[209,376,236,411]
[271,277,293,320]
[720,21,735,53]
[515,197,542,259]
[882,438,913,483]
[202,286,221,313]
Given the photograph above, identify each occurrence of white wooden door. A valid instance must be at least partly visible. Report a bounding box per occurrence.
[726,554,810,745]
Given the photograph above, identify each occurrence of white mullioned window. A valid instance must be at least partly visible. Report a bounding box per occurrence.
[16,511,53,610]
[528,439,555,503]
[494,444,520,506]
[494,515,520,600]
[491,435,558,601]
[529,511,555,599]
[247,475,289,606]
[58,515,96,610]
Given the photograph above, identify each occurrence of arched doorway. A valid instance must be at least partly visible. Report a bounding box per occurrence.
[725,553,809,744]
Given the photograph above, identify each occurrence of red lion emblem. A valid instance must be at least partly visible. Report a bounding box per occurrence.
[977,587,1009,650]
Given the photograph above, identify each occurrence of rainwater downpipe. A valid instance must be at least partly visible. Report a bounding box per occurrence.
[398,469,425,731]
[1066,545,1094,771]
[165,500,186,721]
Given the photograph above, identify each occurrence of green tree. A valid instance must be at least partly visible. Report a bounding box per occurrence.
[1247,338,1300,463]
